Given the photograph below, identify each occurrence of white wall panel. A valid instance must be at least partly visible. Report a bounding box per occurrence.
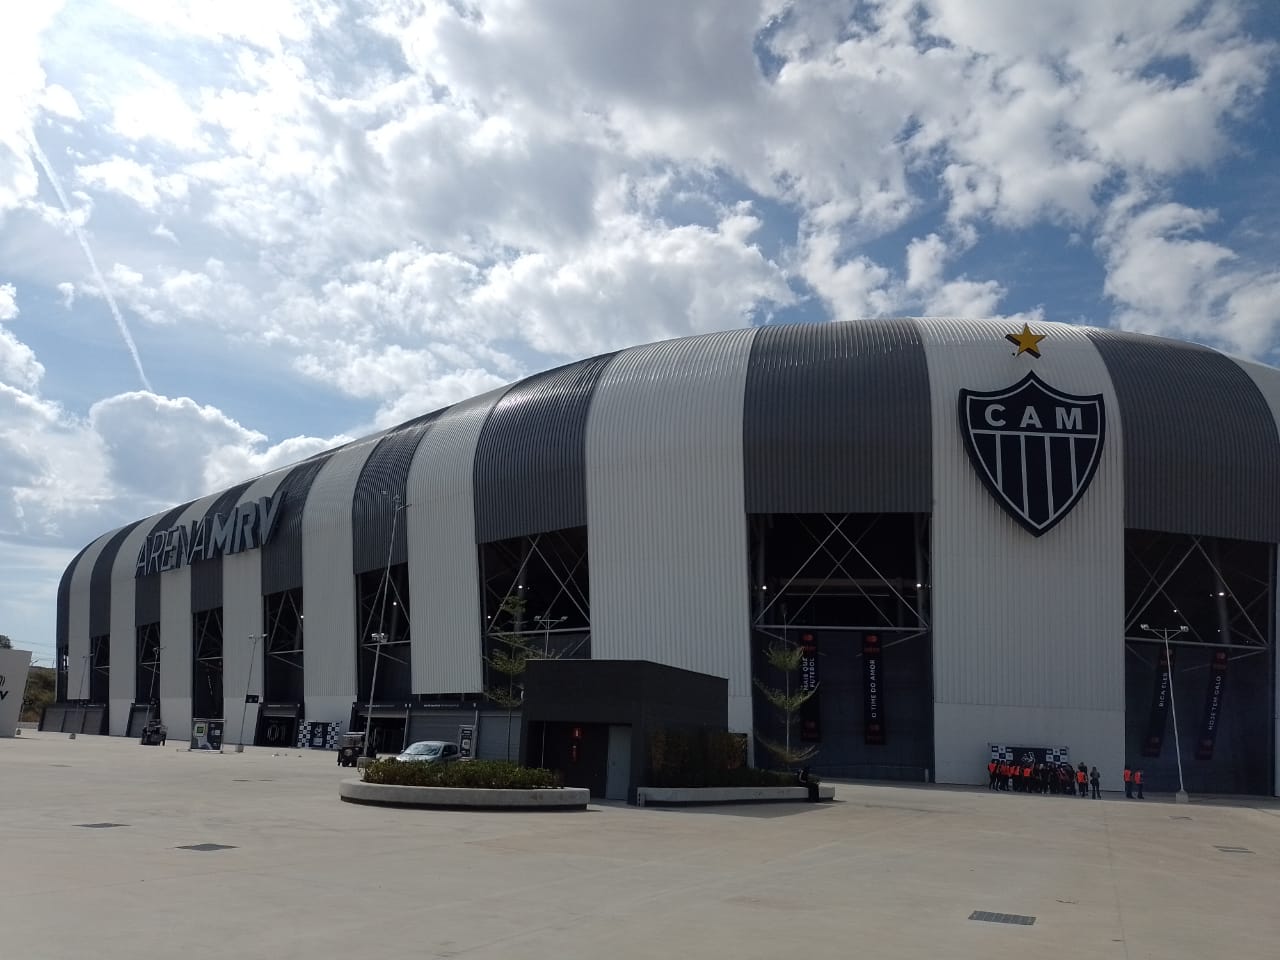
[221,467,292,745]
[406,388,507,694]
[919,318,1125,784]
[586,331,757,733]
[158,494,220,738]
[66,531,112,705]
[301,434,383,721]
[1233,357,1280,796]
[108,518,157,734]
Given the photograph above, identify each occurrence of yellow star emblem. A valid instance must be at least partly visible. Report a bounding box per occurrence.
[1005,323,1046,358]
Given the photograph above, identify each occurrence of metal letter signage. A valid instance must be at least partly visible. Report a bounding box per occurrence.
[958,372,1105,536]
[134,495,283,577]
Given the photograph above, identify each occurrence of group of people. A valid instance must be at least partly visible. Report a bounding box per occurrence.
[986,758,1146,799]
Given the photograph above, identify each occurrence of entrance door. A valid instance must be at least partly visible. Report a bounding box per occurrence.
[605,725,631,801]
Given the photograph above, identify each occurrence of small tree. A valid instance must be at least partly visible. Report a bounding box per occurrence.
[753,640,818,771]
[0,634,12,649]
[484,597,560,762]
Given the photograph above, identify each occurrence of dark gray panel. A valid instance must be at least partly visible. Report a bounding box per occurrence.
[190,481,253,613]
[1087,331,1280,541]
[134,503,191,626]
[88,521,145,636]
[353,413,443,574]
[56,543,93,699]
[473,354,617,543]
[261,456,332,595]
[743,320,932,513]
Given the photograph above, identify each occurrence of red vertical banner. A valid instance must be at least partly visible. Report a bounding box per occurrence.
[799,632,820,742]
[863,633,886,746]
[1195,649,1228,760]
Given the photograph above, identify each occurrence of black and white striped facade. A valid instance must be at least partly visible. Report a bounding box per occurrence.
[54,319,1280,792]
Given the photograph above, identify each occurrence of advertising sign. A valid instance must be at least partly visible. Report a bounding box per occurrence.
[862,633,886,745]
[1141,648,1175,758]
[458,723,476,760]
[1195,649,1229,761]
[0,648,33,737]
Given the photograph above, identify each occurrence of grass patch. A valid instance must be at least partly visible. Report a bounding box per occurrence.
[361,759,560,789]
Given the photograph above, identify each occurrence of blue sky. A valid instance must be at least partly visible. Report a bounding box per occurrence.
[2,0,1279,668]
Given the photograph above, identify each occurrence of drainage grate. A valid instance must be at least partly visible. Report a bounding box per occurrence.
[176,843,237,852]
[76,823,128,829]
[1214,845,1253,854]
[970,911,1035,926]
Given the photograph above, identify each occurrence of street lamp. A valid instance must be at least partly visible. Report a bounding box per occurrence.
[234,633,263,753]
[1140,622,1191,803]
[365,632,388,757]
[534,615,567,656]
[69,653,90,740]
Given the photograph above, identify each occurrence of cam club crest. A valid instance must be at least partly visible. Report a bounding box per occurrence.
[959,366,1105,537]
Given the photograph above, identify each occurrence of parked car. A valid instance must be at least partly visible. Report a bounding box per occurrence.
[395,740,460,763]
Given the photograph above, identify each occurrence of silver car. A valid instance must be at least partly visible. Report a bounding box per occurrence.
[395,740,460,763]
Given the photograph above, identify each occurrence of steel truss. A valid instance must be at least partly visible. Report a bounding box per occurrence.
[1125,531,1273,653]
[135,622,161,706]
[193,608,224,717]
[357,563,412,700]
[751,513,930,650]
[481,528,591,660]
[89,633,110,701]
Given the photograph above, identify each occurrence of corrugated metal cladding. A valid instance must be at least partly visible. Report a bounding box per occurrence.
[159,494,221,736]
[1230,357,1280,797]
[918,319,1126,784]
[55,543,92,677]
[407,387,509,695]
[352,413,443,574]
[222,467,292,745]
[586,331,757,733]
[109,515,160,732]
[134,503,190,626]
[191,480,255,612]
[261,456,331,595]
[66,534,110,701]
[88,522,142,637]
[1087,330,1280,542]
[302,434,385,704]
[743,319,932,513]
[473,354,617,543]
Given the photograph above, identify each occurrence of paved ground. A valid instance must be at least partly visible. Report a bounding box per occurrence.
[2,732,1278,960]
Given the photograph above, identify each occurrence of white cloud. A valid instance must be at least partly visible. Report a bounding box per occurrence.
[76,157,189,212]
[57,282,75,308]
[0,282,17,320]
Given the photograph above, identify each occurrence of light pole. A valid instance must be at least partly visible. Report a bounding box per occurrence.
[534,615,566,656]
[365,632,387,757]
[69,653,89,740]
[234,633,263,753]
[143,644,165,729]
[1141,623,1190,803]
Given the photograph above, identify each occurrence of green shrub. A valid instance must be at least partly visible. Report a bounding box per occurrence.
[361,758,560,789]
[646,728,797,788]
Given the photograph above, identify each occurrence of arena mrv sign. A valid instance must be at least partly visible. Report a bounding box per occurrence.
[135,495,282,577]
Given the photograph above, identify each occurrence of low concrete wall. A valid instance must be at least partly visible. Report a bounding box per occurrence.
[339,779,590,810]
[636,784,835,806]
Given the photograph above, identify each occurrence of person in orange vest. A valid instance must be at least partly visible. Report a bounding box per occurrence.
[1076,764,1087,797]
[1134,768,1144,800]
[1023,762,1034,793]
[1123,766,1132,798]
[988,759,998,790]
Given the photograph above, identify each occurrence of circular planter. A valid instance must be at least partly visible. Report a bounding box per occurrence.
[339,778,590,810]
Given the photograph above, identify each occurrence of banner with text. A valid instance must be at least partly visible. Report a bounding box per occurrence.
[1141,647,1175,758]
[0,647,33,738]
[799,632,820,742]
[863,633,886,746]
[1194,649,1229,761]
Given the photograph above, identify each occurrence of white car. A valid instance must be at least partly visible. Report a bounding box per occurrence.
[395,740,460,763]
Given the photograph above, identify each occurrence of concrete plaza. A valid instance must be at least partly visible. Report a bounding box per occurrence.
[2,731,1277,959]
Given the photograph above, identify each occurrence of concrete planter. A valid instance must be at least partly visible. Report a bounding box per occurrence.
[636,784,835,806]
[339,779,590,810]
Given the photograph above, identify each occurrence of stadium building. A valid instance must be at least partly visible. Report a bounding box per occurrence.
[48,319,1280,795]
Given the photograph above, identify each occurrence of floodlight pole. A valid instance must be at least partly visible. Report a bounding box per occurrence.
[234,633,263,753]
[69,653,90,740]
[365,632,387,757]
[534,615,567,656]
[1141,622,1191,803]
